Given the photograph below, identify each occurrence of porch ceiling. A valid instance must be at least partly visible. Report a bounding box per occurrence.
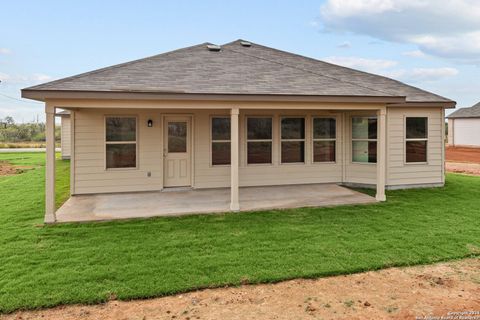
[55,184,376,223]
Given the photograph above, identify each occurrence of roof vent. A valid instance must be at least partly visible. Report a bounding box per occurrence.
[240,41,251,47]
[206,44,221,52]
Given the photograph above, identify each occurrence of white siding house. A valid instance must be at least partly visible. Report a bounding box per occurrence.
[448,102,480,147]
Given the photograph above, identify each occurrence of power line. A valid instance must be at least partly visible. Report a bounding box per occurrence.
[0,92,42,104]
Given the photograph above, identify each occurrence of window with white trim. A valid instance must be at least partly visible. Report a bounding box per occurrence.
[352,117,377,163]
[247,117,272,164]
[281,117,305,163]
[211,117,231,165]
[313,117,336,162]
[405,117,428,163]
[105,116,137,169]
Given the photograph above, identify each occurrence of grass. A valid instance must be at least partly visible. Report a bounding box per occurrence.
[0,153,479,313]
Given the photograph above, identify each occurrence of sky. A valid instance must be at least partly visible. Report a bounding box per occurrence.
[1,0,479,122]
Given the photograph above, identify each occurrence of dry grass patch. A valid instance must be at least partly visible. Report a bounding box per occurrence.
[0,160,33,176]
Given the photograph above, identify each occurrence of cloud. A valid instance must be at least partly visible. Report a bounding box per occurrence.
[411,31,480,60]
[0,48,11,55]
[0,73,52,85]
[323,56,398,73]
[402,50,426,58]
[337,41,351,49]
[31,74,52,83]
[407,67,459,82]
[318,0,480,63]
[322,56,458,82]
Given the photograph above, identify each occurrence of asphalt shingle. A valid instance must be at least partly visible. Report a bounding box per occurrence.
[447,102,480,118]
[23,39,454,104]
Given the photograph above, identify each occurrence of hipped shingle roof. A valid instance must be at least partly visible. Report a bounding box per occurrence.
[23,39,454,104]
[447,102,480,118]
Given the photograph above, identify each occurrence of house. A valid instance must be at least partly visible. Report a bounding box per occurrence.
[21,40,455,223]
[447,102,480,147]
[57,110,71,159]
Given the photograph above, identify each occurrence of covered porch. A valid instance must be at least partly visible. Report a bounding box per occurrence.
[43,100,389,224]
[55,183,376,222]
[21,39,453,224]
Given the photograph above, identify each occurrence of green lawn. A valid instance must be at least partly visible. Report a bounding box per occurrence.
[0,153,479,313]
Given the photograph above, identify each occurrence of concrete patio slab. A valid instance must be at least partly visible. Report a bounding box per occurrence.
[55,184,377,223]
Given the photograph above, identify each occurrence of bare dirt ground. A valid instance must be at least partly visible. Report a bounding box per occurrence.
[0,161,28,176]
[0,162,33,176]
[446,146,480,175]
[446,146,480,163]
[3,258,479,320]
[446,162,480,176]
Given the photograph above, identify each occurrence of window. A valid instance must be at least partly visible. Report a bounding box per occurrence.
[352,117,377,163]
[168,122,187,153]
[105,116,137,169]
[281,117,305,163]
[313,117,336,162]
[406,117,428,163]
[211,117,231,165]
[247,117,272,164]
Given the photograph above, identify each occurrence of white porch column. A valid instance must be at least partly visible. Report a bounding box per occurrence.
[230,107,240,211]
[376,108,387,201]
[45,104,56,223]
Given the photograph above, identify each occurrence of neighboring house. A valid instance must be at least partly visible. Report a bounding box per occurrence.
[57,110,71,159]
[21,40,455,223]
[447,102,480,147]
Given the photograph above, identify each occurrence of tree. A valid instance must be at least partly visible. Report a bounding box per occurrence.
[0,116,52,143]
[3,116,14,126]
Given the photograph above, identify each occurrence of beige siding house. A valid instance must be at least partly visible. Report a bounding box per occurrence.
[58,110,71,159]
[22,40,455,223]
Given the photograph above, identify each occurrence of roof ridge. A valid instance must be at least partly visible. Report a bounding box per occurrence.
[24,42,212,91]
[226,40,451,102]
[222,41,400,98]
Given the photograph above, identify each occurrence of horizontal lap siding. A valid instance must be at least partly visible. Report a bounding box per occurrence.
[74,108,345,193]
[452,118,480,147]
[387,107,443,186]
[239,165,342,187]
[345,111,378,185]
[344,108,444,186]
[193,111,230,188]
[74,109,163,194]
[194,109,344,188]
[72,105,444,194]
[60,116,71,158]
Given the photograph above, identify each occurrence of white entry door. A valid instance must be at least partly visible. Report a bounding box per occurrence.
[164,116,191,187]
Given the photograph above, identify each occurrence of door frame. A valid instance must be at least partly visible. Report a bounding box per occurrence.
[161,114,195,188]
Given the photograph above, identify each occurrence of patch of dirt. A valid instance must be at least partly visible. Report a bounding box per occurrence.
[3,258,480,320]
[0,162,17,175]
[446,146,480,164]
[0,161,31,176]
[446,162,480,176]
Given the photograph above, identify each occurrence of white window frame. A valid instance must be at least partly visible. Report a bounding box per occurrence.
[246,116,273,166]
[405,116,428,164]
[312,116,337,164]
[280,116,306,164]
[104,115,138,170]
[351,116,377,164]
[210,116,231,167]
